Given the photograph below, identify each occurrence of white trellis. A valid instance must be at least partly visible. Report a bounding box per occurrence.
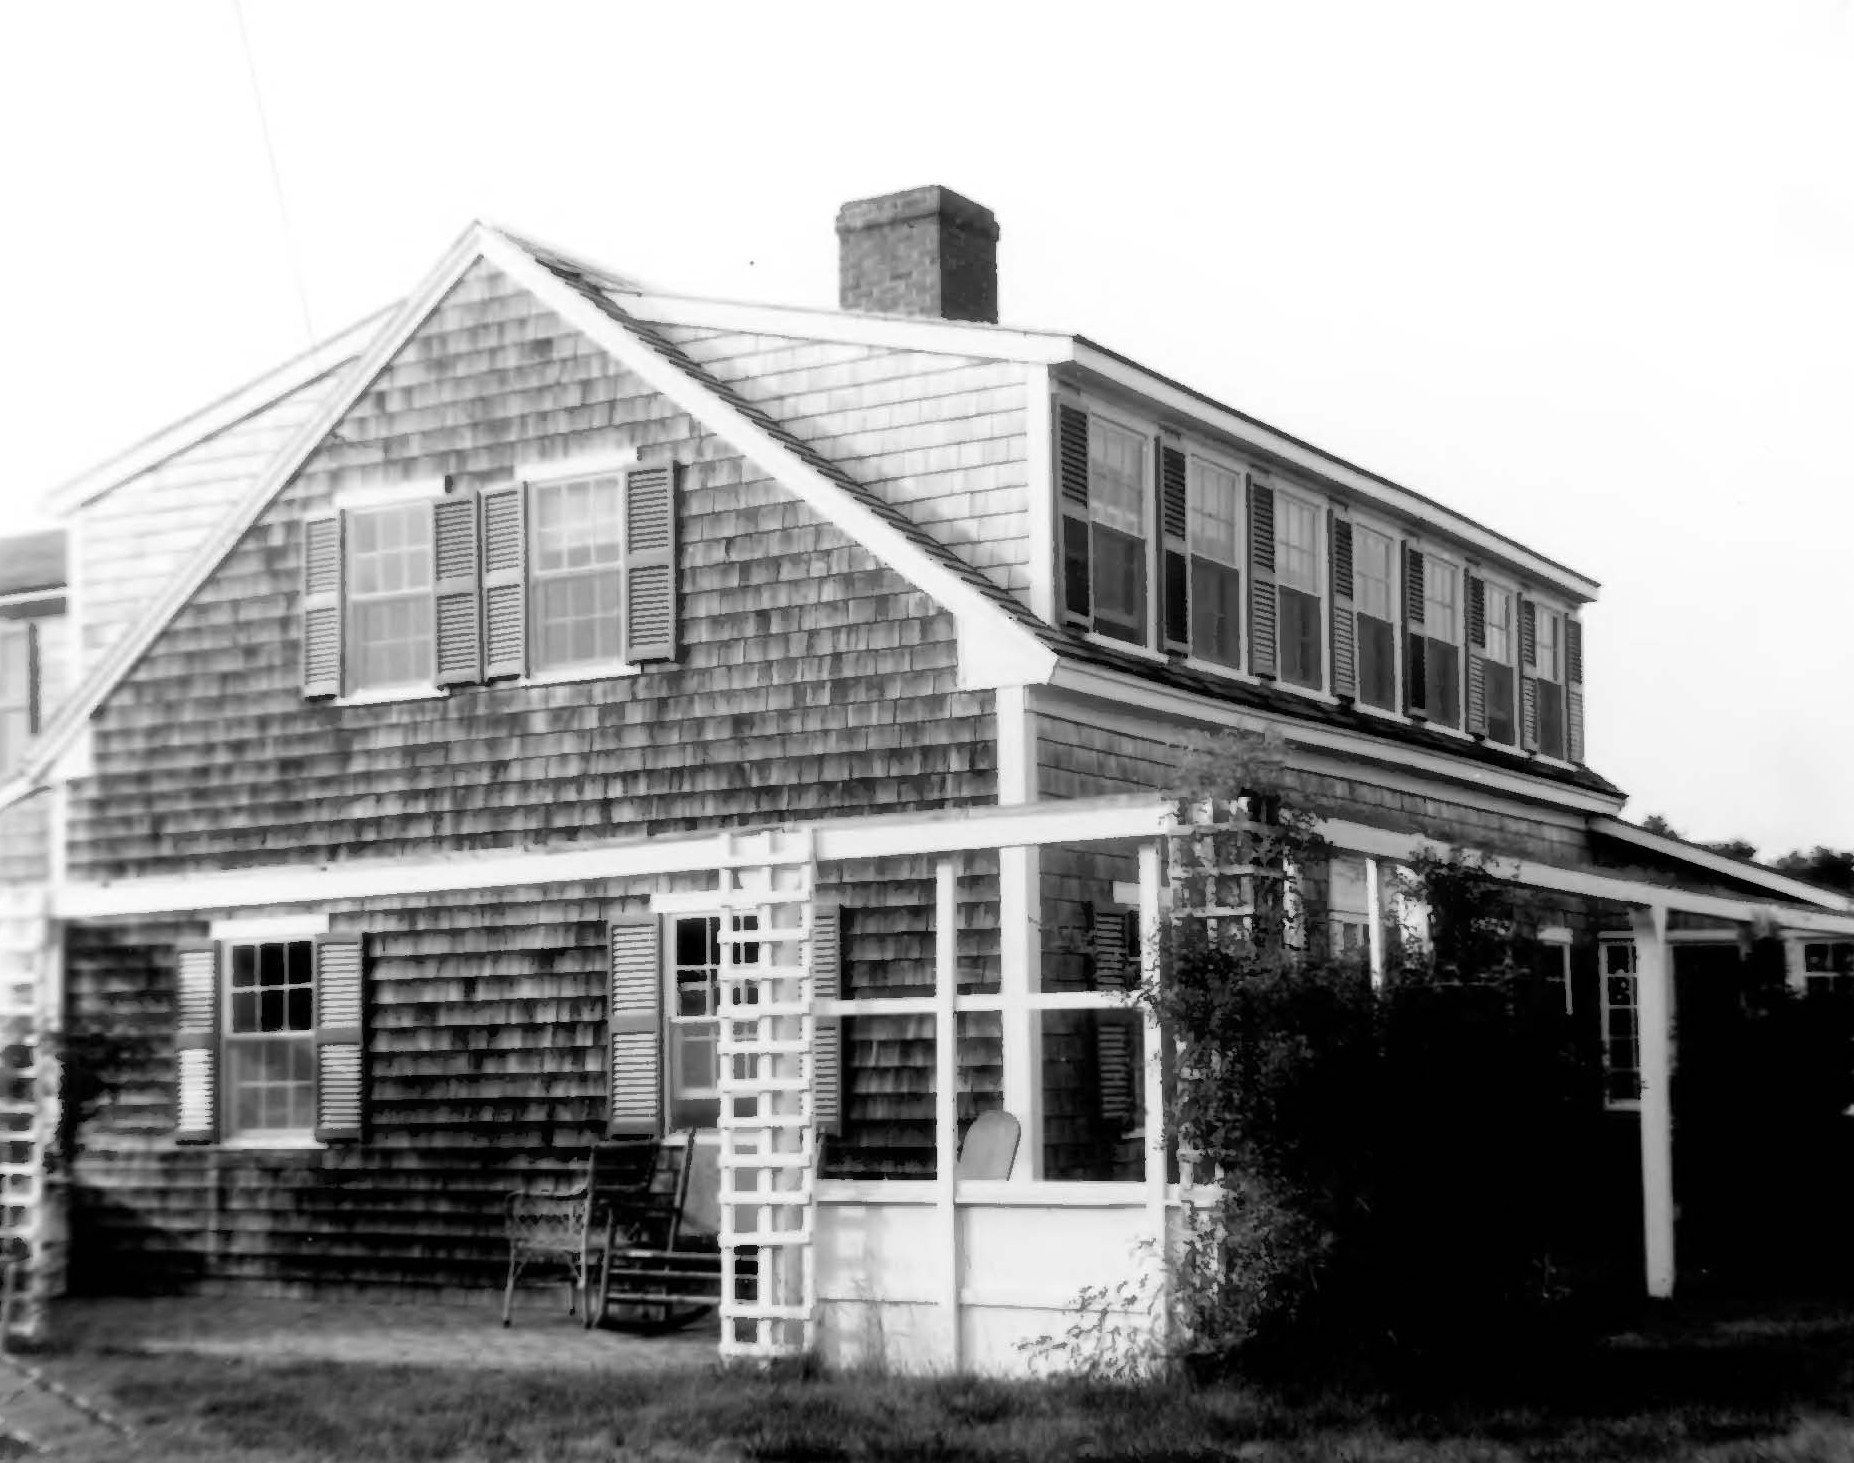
[713,829,818,1361]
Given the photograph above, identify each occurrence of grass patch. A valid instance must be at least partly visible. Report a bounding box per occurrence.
[25,1300,1854,1462]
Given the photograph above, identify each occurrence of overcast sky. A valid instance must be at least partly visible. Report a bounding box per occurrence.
[2,1,1848,856]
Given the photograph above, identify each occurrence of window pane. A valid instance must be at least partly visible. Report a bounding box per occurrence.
[1188,461,1241,565]
[1278,586,1322,689]
[1091,525,1147,641]
[260,989,285,1032]
[259,944,284,987]
[1354,527,1394,622]
[225,1036,315,1135]
[231,991,258,1033]
[1484,660,1516,744]
[1426,638,1460,728]
[1190,558,1241,667]
[1275,497,1320,592]
[1357,614,1396,709]
[231,945,256,988]
[287,987,314,1031]
[1089,422,1144,535]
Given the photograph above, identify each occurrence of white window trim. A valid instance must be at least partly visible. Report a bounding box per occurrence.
[1348,510,1402,716]
[220,932,324,1146]
[1270,480,1328,698]
[328,475,449,512]
[513,448,640,488]
[333,685,450,708]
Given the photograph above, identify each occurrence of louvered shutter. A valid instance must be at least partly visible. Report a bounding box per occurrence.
[1159,443,1190,652]
[1403,545,1428,717]
[1057,404,1091,625]
[1329,513,1357,701]
[431,488,483,686]
[480,484,528,680]
[608,918,662,1136]
[301,512,344,698]
[174,941,219,1144]
[1465,572,1488,738]
[314,935,365,1144]
[1566,617,1586,764]
[1519,597,1540,751]
[1248,476,1277,678]
[809,905,844,1138]
[1089,905,1137,1125]
[622,463,679,664]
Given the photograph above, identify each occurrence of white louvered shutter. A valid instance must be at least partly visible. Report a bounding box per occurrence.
[314,935,365,1143]
[431,488,483,686]
[480,484,528,680]
[810,905,844,1138]
[1247,477,1277,678]
[622,464,678,664]
[302,513,344,698]
[174,941,219,1144]
[608,918,662,1136]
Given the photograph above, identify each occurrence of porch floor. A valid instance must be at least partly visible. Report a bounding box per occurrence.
[44,1294,719,1374]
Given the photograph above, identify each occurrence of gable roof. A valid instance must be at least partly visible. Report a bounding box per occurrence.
[0,222,1057,810]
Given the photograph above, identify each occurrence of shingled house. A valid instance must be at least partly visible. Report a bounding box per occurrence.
[3,186,1852,1371]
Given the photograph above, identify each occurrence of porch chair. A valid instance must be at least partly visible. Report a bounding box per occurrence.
[955,1108,1021,1180]
[501,1136,667,1328]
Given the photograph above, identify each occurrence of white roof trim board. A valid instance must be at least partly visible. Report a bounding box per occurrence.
[1589,816,1854,912]
[41,308,393,517]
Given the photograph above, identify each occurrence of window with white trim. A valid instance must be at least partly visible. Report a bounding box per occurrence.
[1600,939,1640,1107]
[1187,455,1242,667]
[1087,419,1149,644]
[1274,492,1323,689]
[1534,605,1566,758]
[0,621,35,774]
[346,502,434,693]
[666,912,759,1131]
[1483,583,1518,745]
[530,473,625,672]
[1352,525,1397,709]
[224,939,317,1138]
[1422,556,1463,729]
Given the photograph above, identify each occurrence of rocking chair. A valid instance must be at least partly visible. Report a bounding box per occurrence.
[502,1137,671,1328]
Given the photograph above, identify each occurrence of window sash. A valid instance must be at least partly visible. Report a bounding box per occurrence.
[1424,559,1461,644]
[1190,558,1241,667]
[1278,585,1322,689]
[1274,496,1321,593]
[223,939,318,1138]
[1187,459,1241,566]
[1353,526,1395,623]
[1535,607,1562,683]
[1483,660,1517,745]
[1485,586,1515,664]
[1356,613,1396,710]
[1091,524,1148,642]
[347,503,434,691]
[1088,421,1145,536]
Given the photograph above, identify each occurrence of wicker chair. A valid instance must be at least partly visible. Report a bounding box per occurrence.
[501,1137,662,1327]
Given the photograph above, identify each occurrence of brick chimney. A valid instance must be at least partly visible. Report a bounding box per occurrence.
[835,186,999,323]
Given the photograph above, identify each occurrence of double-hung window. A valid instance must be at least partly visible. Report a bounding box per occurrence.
[530,473,625,673]
[346,502,434,694]
[1274,493,1323,689]
[1187,456,1242,667]
[1422,557,1463,729]
[1087,420,1149,644]
[1533,605,1566,758]
[224,939,318,1138]
[0,622,35,773]
[1482,583,1518,745]
[1352,526,1397,709]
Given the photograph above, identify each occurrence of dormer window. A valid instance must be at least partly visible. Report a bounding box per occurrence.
[1057,405,1151,646]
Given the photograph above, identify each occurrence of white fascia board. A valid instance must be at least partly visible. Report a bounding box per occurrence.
[55,794,1175,919]
[1321,817,1854,936]
[481,229,1058,693]
[42,309,392,518]
[9,226,490,801]
[1589,816,1854,911]
[622,292,1074,364]
[1070,344,1601,604]
[1047,659,1626,817]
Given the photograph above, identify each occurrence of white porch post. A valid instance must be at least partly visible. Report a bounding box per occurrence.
[1365,856,1385,990]
[1631,903,1676,1299]
[934,856,961,1369]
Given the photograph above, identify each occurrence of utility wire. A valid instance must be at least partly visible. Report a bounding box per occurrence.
[232,0,316,344]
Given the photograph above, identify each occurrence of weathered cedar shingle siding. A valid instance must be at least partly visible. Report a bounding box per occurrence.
[653,325,1031,598]
[67,261,999,880]
[74,372,345,672]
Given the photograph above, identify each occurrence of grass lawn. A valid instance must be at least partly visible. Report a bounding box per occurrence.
[17,1299,1854,1462]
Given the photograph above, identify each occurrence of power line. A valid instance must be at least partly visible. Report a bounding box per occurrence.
[232,0,315,343]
